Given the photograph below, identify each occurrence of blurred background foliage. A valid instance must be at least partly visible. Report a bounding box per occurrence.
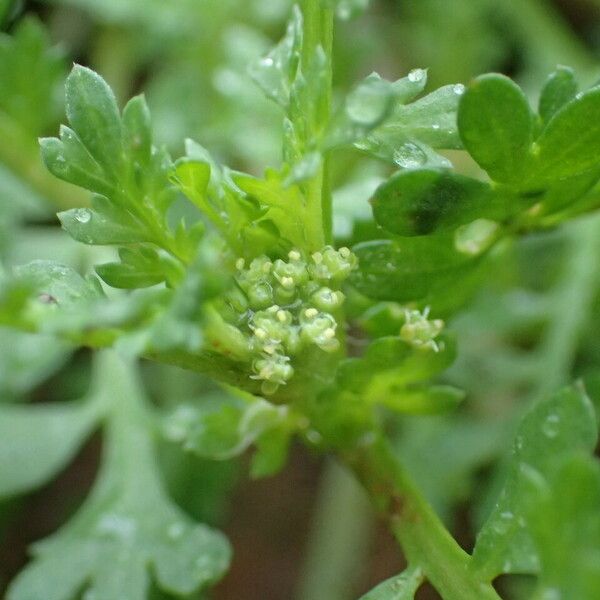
[1,0,600,599]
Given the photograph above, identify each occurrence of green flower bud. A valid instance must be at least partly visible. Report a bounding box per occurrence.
[252,354,294,395]
[273,257,309,287]
[247,282,274,309]
[308,246,357,285]
[311,287,345,312]
[400,307,444,352]
[300,309,340,353]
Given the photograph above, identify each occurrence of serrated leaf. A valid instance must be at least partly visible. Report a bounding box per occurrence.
[531,87,600,182]
[356,78,463,168]
[234,169,308,249]
[538,66,578,123]
[0,399,100,498]
[248,5,302,108]
[371,168,504,236]
[7,353,231,600]
[65,65,123,176]
[358,566,423,600]
[471,386,598,580]
[458,74,534,183]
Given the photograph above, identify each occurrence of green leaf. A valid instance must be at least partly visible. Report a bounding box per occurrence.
[538,66,578,123]
[40,126,112,196]
[371,168,504,236]
[234,169,308,250]
[0,329,70,399]
[325,73,397,149]
[0,399,100,498]
[335,335,459,415]
[164,394,291,461]
[380,384,465,415]
[122,94,152,166]
[58,199,150,246]
[248,5,302,108]
[358,566,423,599]
[0,17,66,134]
[531,87,600,182]
[522,455,600,599]
[8,353,231,600]
[356,76,463,168]
[65,64,123,176]
[95,247,165,289]
[471,385,598,580]
[14,260,100,307]
[458,74,534,183]
[350,237,481,304]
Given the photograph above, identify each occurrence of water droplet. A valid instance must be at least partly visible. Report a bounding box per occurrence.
[453,83,466,95]
[74,208,91,224]
[542,413,560,439]
[393,142,427,169]
[432,124,440,130]
[167,522,186,540]
[96,513,136,540]
[408,68,426,83]
[260,57,274,68]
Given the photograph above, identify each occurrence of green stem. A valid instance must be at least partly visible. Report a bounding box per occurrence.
[300,0,334,249]
[343,437,502,600]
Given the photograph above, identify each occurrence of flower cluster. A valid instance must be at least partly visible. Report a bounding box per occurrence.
[221,247,356,394]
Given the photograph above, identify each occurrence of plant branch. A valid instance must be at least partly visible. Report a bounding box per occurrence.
[342,436,502,600]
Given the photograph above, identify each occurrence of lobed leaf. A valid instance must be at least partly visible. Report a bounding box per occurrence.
[0,400,100,498]
[458,73,534,184]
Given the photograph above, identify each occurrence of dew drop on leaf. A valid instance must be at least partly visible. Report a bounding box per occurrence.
[96,513,137,540]
[393,142,427,169]
[453,83,466,95]
[542,413,560,439]
[408,68,426,83]
[167,521,186,540]
[74,208,92,224]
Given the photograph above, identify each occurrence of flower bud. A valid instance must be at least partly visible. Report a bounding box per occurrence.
[311,287,345,312]
[400,308,444,352]
[247,282,274,309]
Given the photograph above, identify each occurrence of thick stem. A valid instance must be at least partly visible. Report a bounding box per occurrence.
[342,437,502,600]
